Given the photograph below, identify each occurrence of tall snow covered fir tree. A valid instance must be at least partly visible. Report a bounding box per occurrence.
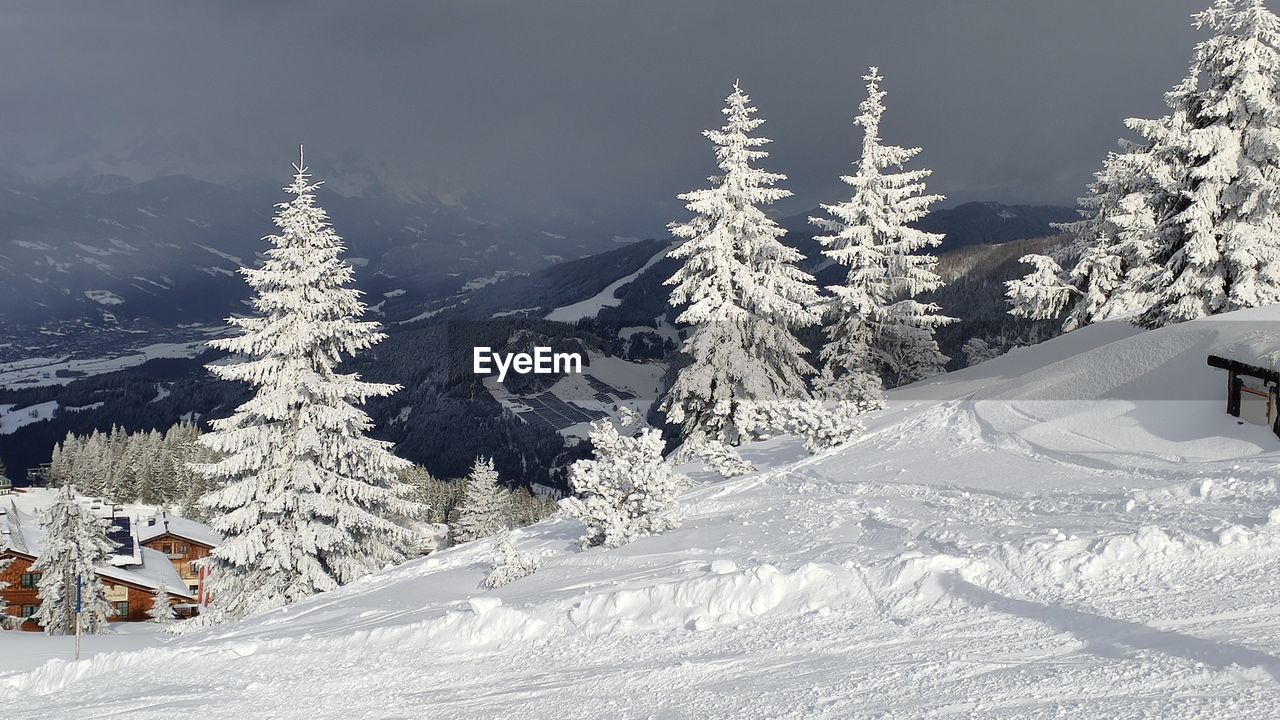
[812,68,952,403]
[1009,0,1280,330]
[661,82,821,445]
[192,154,420,621]
[451,457,509,543]
[31,484,118,635]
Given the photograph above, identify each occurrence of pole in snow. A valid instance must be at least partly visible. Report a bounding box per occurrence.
[74,573,82,661]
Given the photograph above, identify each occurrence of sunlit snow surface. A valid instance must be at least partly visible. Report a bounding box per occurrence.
[8,310,1280,717]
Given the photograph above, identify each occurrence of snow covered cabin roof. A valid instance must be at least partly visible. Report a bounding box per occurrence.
[98,546,194,600]
[0,499,40,557]
[0,500,192,599]
[136,513,222,549]
[1209,330,1280,376]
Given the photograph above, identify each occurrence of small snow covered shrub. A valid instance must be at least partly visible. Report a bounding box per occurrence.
[741,399,864,453]
[961,338,1001,367]
[562,419,687,549]
[482,532,540,589]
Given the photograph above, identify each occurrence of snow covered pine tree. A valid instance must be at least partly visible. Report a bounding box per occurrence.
[1010,0,1280,330]
[661,82,821,446]
[813,67,952,404]
[562,419,686,549]
[148,583,178,625]
[192,153,420,621]
[31,484,118,635]
[451,457,510,543]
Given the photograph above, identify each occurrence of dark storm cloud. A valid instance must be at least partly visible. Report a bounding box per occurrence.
[0,1,1208,233]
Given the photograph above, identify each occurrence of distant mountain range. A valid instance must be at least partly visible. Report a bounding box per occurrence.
[441,200,1076,324]
[0,170,1074,368]
[0,195,1073,486]
[914,202,1079,249]
[0,170,620,331]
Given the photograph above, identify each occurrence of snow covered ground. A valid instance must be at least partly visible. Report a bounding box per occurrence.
[7,309,1280,717]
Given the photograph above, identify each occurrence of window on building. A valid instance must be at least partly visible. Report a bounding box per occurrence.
[160,543,172,554]
[21,605,38,618]
[112,601,129,618]
[188,562,199,577]
[20,572,41,589]
[177,543,188,554]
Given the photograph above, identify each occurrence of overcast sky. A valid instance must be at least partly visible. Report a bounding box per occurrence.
[0,1,1211,233]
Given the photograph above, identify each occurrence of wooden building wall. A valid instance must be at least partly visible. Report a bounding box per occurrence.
[141,534,212,596]
[0,552,41,628]
[1,551,183,628]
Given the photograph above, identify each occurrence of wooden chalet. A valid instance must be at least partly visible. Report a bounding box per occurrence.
[0,499,199,630]
[136,512,222,599]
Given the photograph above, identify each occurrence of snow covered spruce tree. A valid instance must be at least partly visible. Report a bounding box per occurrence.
[562,419,686,549]
[661,82,821,445]
[813,68,952,404]
[192,156,420,621]
[31,485,117,635]
[1008,121,1182,329]
[1138,0,1280,327]
[1011,0,1280,330]
[148,583,178,625]
[451,457,510,543]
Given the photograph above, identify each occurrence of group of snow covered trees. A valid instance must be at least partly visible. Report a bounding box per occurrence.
[46,423,212,518]
[400,462,557,539]
[661,70,952,447]
[1009,0,1280,331]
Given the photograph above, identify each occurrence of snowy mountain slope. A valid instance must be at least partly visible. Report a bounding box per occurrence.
[6,310,1280,717]
[544,243,672,322]
[0,173,617,330]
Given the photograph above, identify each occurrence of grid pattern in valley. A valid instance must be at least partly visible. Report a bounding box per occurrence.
[512,374,633,431]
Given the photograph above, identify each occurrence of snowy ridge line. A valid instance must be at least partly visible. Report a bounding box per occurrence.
[0,561,864,699]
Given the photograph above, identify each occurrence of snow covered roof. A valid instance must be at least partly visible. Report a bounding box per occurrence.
[98,547,193,599]
[0,498,39,557]
[1,499,193,599]
[136,513,222,548]
[1210,329,1280,374]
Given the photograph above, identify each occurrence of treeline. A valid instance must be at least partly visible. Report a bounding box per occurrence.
[45,422,212,518]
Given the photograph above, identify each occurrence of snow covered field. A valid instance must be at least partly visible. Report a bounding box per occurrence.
[0,337,214,390]
[6,310,1280,717]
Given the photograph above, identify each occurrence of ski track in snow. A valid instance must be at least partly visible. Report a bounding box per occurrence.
[7,314,1280,717]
